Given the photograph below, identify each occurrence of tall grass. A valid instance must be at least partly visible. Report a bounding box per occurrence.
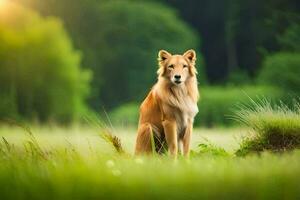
[234,99,300,155]
[0,107,300,199]
[84,114,128,155]
[0,129,300,200]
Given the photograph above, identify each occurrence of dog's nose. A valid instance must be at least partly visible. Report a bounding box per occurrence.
[174,75,181,80]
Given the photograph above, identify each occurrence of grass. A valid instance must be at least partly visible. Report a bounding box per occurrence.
[192,142,230,157]
[0,125,299,199]
[234,99,300,156]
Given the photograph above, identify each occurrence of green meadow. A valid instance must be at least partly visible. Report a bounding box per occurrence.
[1,106,300,200]
[1,1,300,199]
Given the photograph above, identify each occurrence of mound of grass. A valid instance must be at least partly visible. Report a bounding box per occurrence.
[235,100,300,156]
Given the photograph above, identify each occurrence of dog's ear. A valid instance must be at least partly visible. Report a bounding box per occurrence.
[183,49,196,65]
[158,50,172,62]
[184,49,197,76]
[157,50,171,76]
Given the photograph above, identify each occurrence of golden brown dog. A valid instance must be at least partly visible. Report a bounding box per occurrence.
[135,49,199,158]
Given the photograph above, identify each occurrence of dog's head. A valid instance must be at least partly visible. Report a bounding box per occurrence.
[157,49,197,85]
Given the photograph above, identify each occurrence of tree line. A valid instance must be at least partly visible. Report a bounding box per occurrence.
[1,0,299,123]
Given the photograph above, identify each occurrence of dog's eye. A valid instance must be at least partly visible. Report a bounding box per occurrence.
[183,65,188,68]
[168,65,174,69]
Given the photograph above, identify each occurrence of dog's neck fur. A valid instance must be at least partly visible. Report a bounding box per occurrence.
[154,75,199,118]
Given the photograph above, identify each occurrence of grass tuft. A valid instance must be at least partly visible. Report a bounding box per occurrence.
[192,141,230,157]
[234,99,300,155]
[83,114,126,155]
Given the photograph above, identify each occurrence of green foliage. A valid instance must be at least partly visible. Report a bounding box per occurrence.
[235,100,300,156]
[192,142,230,157]
[17,0,202,109]
[279,23,300,52]
[227,69,252,86]
[150,0,300,83]
[96,0,200,108]
[16,0,300,87]
[1,126,300,199]
[258,52,300,95]
[110,103,139,127]
[110,86,283,127]
[195,86,283,127]
[0,3,91,122]
[17,0,109,110]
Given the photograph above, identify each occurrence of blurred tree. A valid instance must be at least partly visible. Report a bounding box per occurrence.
[227,69,251,86]
[278,23,300,52]
[232,0,300,76]
[14,0,105,110]
[96,1,201,107]
[16,0,202,108]
[155,0,300,82]
[258,52,300,95]
[258,11,300,97]
[0,2,91,122]
[14,0,300,107]
[160,0,228,82]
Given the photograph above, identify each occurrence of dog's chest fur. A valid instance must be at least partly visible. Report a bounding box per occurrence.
[173,106,196,137]
[156,84,198,137]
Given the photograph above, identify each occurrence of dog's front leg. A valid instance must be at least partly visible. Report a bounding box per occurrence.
[162,120,177,158]
[183,120,193,158]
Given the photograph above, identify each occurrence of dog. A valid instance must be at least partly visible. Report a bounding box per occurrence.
[135,49,199,158]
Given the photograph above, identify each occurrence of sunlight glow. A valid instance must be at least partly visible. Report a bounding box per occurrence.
[0,0,7,7]
[0,0,10,13]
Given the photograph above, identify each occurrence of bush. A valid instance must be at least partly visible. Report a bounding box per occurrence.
[195,86,283,127]
[0,2,91,122]
[227,69,252,86]
[279,23,300,52]
[235,100,300,156]
[258,52,300,96]
[97,0,201,108]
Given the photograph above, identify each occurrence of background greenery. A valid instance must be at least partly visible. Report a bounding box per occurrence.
[0,3,91,122]
[0,0,299,126]
[110,86,284,127]
[0,1,300,199]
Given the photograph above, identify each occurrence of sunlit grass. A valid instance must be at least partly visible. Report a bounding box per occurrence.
[1,102,300,200]
[0,129,300,199]
[0,124,299,199]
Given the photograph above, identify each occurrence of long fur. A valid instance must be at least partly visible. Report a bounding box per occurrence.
[135,50,199,157]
